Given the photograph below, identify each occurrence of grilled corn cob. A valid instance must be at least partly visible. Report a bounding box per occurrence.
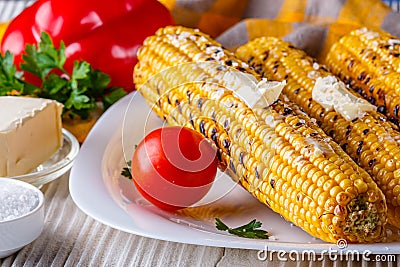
[236,36,400,228]
[326,27,400,125]
[134,26,387,243]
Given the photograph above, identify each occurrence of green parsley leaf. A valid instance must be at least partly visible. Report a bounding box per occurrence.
[215,218,269,239]
[103,87,127,109]
[215,218,230,231]
[42,73,69,98]
[0,51,25,94]
[72,60,90,81]
[121,160,132,179]
[21,32,67,79]
[38,32,66,69]
[0,31,127,119]
[87,69,111,93]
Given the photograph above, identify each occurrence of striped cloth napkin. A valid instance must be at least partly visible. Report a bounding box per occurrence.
[159,0,400,60]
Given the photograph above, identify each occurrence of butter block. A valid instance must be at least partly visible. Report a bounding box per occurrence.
[0,97,63,177]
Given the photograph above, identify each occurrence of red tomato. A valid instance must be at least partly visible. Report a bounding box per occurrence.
[131,126,218,211]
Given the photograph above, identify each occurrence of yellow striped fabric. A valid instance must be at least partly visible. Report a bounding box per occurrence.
[158,0,398,60]
[158,0,250,38]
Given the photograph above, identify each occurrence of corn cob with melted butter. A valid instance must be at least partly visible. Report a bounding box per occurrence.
[326,28,400,125]
[236,37,400,229]
[134,26,387,243]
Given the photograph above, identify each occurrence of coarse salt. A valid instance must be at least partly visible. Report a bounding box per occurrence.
[0,182,39,222]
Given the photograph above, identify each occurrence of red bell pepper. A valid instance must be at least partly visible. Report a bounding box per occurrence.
[1,0,173,91]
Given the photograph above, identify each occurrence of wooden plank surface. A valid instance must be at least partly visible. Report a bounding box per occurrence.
[0,174,398,266]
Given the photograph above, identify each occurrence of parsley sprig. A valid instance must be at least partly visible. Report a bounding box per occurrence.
[0,32,126,119]
[121,160,132,179]
[215,218,269,239]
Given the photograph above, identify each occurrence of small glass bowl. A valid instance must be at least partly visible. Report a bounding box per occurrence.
[8,129,80,187]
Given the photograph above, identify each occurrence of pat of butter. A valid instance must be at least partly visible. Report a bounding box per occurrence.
[216,67,286,108]
[0,97,63,177]
[250,78,286,107]
[312,76,376,121]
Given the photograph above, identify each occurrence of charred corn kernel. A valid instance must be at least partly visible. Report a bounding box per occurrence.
[326,27,400,125]
[236,36,400,228]
[135,26,387,243]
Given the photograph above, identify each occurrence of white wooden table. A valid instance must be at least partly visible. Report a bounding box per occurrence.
[1,173,386,267]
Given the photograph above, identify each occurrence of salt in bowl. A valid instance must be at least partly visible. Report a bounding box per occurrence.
[0,178,45,258]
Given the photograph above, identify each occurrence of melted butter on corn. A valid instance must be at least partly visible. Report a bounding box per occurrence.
[167,31,286,108]
[312,76,377,121]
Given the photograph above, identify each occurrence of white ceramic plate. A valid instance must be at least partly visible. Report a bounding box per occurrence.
[70,92,400,254]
